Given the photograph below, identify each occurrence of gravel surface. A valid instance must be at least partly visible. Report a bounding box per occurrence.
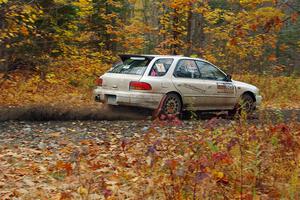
[0,108,299,146]
[0,106,299,148]
[0,120,201,146]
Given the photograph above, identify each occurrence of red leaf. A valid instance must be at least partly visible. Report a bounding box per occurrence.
[166,159,178,170]
[291,12,298,23]
[56,161,73,175]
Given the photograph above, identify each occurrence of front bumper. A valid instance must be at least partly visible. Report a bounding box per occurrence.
[255,95,262,108]
[93,87,164,109]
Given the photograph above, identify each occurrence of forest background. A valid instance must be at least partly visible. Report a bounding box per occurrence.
[0,0,300,107]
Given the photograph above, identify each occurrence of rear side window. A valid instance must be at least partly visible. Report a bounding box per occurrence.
[173,59,201,79]
[149,58,174,77]
[109,58,150,75]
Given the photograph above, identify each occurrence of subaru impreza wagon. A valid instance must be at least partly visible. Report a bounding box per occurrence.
[94,54,262,116]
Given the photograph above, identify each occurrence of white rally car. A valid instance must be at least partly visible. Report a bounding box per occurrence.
[94,54,262,116]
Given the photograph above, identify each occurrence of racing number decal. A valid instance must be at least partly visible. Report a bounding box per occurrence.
[217,83,235,94]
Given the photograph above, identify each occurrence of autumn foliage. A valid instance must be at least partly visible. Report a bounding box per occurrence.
[1,0,300,108]
[1,118,299,199]
[1,0,300,74]
[1,1,300,199]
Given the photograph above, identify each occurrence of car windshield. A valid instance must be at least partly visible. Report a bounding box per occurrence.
[108,57,150,75]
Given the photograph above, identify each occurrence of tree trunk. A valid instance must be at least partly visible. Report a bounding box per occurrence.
[172,9,179,55]
[104,2,112,52]
[187,10,193,56]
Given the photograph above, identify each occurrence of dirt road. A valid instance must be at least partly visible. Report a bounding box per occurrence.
[0,108,299,146]
[0,104,299,122]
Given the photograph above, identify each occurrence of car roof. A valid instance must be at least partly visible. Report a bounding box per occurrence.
[119,54,207,61]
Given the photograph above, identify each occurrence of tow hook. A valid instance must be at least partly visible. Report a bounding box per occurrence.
[95,95,101,102]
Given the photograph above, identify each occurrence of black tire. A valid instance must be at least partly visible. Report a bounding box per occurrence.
[229,93,255,117]
[103,104,117,111]
[161,93,182,116]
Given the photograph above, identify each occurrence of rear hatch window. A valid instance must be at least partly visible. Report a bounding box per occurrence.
[109,56,152,75]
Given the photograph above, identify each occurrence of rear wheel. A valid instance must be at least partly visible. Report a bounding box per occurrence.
[229,93,255,117]
[103,103,117,111]
[161,93,182,116]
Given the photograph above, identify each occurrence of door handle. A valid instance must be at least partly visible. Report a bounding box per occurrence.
[112,85,118,89]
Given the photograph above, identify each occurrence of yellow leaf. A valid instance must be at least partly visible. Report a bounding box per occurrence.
[217,171,224,179]
[0,0,8,4]
[77,186,88,196]
[212,170,224,179]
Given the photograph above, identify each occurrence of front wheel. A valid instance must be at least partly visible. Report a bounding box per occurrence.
[229,93,255,117]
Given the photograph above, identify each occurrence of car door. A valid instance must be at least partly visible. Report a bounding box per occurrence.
[172,59,217,110]
[195,60,236,109]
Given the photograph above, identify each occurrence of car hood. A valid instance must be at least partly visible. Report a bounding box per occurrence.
[232,80,259,93]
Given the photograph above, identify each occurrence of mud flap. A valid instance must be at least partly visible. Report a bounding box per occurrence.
[152,94,167,119]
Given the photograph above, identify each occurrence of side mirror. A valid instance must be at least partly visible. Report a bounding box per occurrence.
[226,74,232,81]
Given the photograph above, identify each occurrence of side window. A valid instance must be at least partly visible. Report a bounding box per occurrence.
[149,58,174,77]
[195,61,226,81]
[174,60,200,78]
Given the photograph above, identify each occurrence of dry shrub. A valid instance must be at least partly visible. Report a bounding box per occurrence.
[0,58,110,106]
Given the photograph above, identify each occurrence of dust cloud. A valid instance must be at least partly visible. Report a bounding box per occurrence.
[0,104,152,121]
